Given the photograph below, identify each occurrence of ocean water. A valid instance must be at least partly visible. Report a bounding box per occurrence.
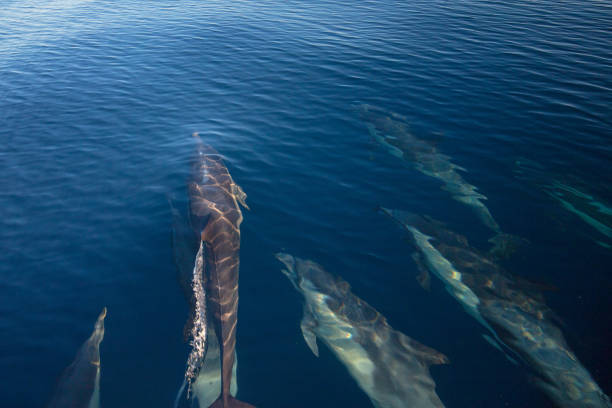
[1,0,611,407]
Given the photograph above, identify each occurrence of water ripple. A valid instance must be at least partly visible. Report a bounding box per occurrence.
[1,0,611,407]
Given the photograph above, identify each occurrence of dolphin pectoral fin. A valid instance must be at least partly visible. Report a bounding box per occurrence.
[300,308,319,357]
[232,183,249,210]
[411,252,431,291]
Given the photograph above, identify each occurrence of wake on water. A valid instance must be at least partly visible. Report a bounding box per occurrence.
[175,240,209,408]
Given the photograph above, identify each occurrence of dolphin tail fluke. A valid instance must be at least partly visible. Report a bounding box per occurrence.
[209,396,255,408]
[488,233,528,259]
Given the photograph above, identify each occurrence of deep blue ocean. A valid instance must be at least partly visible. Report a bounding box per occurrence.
[1,1,611,407]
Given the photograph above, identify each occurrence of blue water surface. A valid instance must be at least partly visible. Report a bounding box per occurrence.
[1,1,610,407]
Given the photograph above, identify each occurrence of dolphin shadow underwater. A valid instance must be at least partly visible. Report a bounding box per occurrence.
[46,307,107,408]
[277,252,449,408]
[381,208,611,408]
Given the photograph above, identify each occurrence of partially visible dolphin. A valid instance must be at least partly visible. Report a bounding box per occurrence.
[47,308,107,408]
[277,253,449,408]
[382,208,612,408]
[356,104,521,256]
[515,158,612,249]
[170,197,238,408]
[186,133,253,408]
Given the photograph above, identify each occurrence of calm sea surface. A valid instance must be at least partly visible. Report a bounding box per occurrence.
[1,1,610,407]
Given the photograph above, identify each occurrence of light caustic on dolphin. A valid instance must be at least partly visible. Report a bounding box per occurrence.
[356,104,522,257]
[177,133,253,408]
[170,195,238,408]
[46,307,107,408]
[381,208,611,408]
[277,253,449,408]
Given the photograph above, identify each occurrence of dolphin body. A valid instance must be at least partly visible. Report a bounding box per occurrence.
[382,208,611,408]
[170,198,238,408]
[186,134,253,408]
[47,308,107,408]
[515,158,612,249]
[277,253,449,408]
[356,104,520,256]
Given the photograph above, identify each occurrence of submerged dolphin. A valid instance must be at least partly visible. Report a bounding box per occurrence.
[170,198,238,408]
[382,208,611,408]
[185,133,253,408]
[47,308,107,408]
[515,158,611,249]
[356,104,520,256]
[277,253,449,408]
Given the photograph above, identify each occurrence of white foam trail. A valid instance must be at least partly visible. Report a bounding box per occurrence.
[184,240,208,397]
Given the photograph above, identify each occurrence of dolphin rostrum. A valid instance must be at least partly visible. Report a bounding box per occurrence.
[186,133,253,408]
[382,208,611,408]
[47,307,107,408]
[356,104,522,257]
[170,196,238,408]
[277,252,449,408]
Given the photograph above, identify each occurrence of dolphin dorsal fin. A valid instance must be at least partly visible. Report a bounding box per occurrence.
[300,307,319,357]
[232,183,250,210]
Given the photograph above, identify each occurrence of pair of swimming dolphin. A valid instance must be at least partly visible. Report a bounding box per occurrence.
[44,307,235,408]
[356,104,522,257]
[380,208,611,408]
[179,132,450,408]
[47,134,253,408]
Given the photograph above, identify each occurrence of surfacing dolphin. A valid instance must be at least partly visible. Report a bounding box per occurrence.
[277,252,449,408]
[185,133,253,408]
[47,307,107,408]
[356,104,521,257]
[170,197,238,408]
[382,208,611,408]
